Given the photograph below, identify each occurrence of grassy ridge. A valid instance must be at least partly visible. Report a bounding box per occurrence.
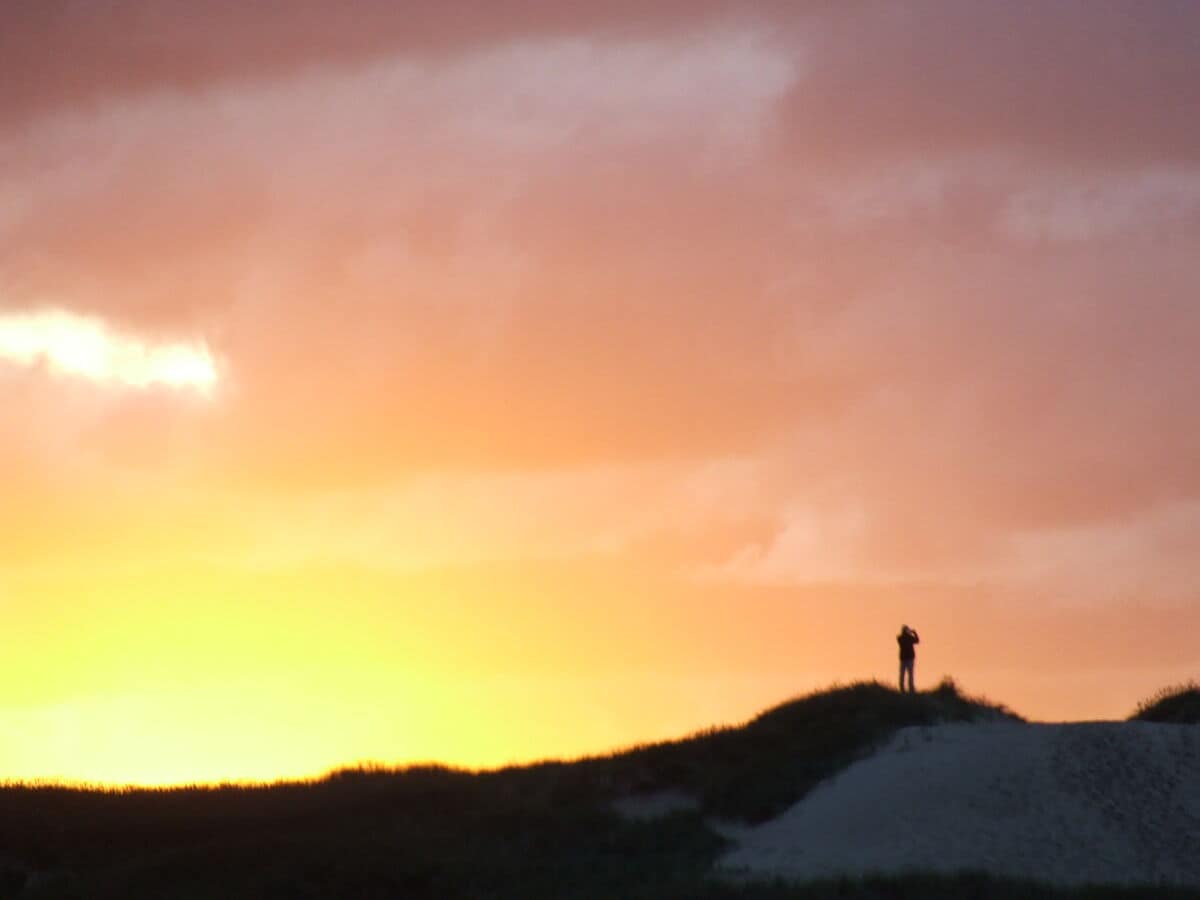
[586,677,1018,822]
[1130,681,1200,723]
[0,680,1189,899]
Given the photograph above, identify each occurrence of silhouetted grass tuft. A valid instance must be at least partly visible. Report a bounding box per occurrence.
[1130,681,1200,723]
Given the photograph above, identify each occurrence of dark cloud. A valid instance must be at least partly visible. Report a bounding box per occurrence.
[0,0,792,127]
[778,1,1200,167]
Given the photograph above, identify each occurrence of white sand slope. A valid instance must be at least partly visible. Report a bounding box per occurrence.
[719,721,1200,887]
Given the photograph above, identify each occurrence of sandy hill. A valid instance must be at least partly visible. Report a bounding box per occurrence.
[718,720,1200,888]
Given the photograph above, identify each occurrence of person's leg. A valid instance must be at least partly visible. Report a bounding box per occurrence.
[899,660,905,692]
[908,660,916,693]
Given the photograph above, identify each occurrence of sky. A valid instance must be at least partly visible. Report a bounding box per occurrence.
[2,1,1200,785]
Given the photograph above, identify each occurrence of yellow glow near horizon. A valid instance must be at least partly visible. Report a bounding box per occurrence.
[0,308,217,393]
[0,562,812,787]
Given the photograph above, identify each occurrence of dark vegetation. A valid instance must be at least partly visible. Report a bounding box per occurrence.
[0,680,1190,899]
[1130,681,1200,723]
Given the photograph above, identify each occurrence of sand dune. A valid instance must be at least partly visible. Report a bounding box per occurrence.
[719,721,1200,887]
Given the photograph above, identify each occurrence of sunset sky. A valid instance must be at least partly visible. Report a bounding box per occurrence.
[3,1,1200,785]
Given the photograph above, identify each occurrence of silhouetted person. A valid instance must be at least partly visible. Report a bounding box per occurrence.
[897,625,919,693]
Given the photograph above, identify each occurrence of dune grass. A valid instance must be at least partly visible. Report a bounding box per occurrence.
[1130,681,1200,723]
[0,680,1189,899]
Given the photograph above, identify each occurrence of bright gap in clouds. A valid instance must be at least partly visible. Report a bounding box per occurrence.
[0,308,217,393]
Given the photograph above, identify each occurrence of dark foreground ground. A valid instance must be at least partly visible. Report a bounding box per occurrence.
[1,680,1196,899]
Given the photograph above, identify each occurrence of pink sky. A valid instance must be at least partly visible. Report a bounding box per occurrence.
[1,1,1199,783]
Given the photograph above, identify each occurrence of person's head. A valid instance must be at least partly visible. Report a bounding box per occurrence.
[901,624,910,635]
